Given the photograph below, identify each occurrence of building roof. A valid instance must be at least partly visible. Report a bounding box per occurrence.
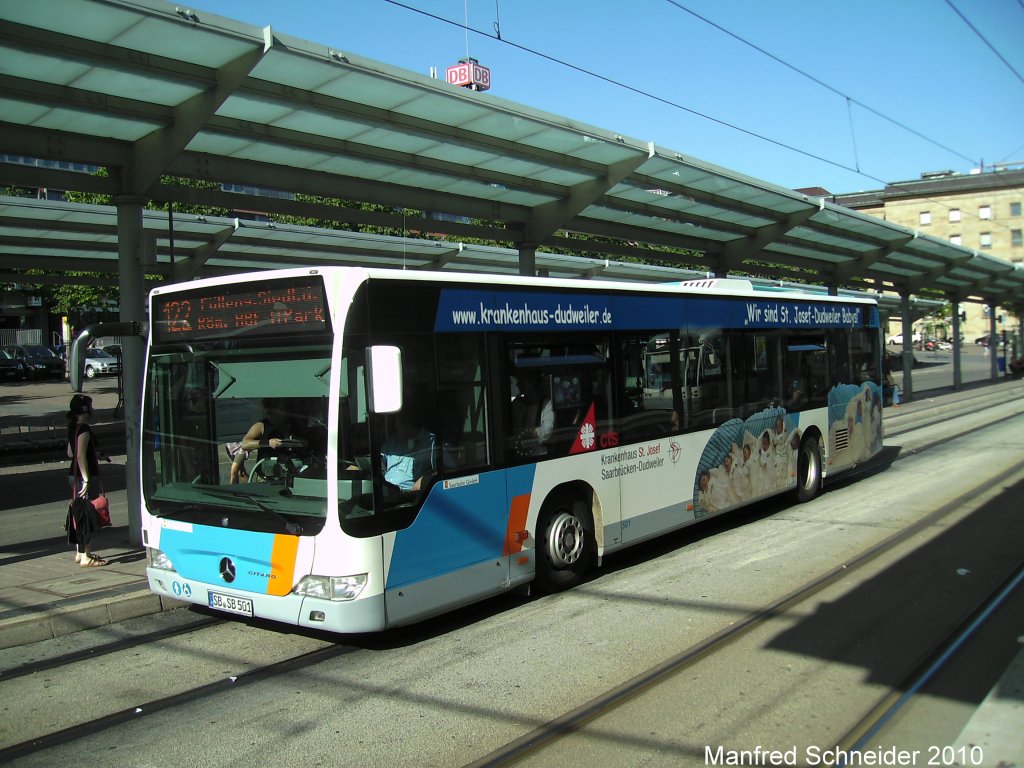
[833,167,1024,208]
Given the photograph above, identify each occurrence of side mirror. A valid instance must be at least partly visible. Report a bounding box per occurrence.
[367,345,403,414]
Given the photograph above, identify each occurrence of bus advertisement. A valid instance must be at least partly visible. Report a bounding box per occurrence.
[140,268,882,632]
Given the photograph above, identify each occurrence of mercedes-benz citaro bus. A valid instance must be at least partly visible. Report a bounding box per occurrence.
[142,267,883,632]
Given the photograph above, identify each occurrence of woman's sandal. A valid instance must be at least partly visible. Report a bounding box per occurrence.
[81,556,107,567]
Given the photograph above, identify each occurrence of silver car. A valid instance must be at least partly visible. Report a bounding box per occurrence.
[83,347,122,379]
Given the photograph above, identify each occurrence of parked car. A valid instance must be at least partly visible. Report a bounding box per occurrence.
[0,348,28,380]
[2,344,65,380]
[98,344,122,359]
[974,336,991,346]
[888,332,922,346]
[83,347,121,379]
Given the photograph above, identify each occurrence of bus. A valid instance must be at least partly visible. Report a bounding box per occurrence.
[140,267,883,632]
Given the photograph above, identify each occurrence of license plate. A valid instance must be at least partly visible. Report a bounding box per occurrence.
[208,590,254,617]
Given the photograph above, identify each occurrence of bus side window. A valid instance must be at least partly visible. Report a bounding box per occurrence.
[680,331,731,428]
[435,336,489,472]
[617,332,676,441]
[375,338,438,490]
[505,339,612,461]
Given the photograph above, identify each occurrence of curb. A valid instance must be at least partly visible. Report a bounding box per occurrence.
[0,588,186,650]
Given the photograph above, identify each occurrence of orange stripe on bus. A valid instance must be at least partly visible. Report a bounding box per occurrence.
[504,494,531,556]
[267,534,300,596]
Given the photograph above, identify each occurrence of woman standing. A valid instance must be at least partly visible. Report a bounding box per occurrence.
[67,394,106,567]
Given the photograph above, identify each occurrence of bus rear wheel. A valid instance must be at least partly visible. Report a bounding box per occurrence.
[535,491,593,593]
[795,435,822,503]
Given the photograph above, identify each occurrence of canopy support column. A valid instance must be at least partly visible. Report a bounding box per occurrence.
[950,300,963,390]
[115,196,146,546]
[988,304,999,380]
[900,292,914,402]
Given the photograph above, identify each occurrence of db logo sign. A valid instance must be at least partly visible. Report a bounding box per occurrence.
[446,61,491,91]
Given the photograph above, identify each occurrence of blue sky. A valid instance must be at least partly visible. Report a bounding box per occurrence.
[193,0,1023,195]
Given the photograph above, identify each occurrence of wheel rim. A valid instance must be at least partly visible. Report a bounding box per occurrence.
[800,440,820,491]
[545,510,584,568]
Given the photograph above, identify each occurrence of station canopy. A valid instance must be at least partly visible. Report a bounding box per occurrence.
[1,0,1022,311]
[0,194,946,324]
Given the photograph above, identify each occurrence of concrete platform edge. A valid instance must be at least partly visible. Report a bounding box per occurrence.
[0,592,187,651]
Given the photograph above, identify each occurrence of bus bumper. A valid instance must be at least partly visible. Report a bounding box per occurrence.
[147,568,387,633]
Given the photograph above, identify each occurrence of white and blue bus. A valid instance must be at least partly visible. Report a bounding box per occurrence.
[141,268,883,632]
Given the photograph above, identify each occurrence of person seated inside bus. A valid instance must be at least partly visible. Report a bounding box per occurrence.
[225,441,249,484]
[239,398,299,457]
[238,398,310,481]
[786,374,807,410]
[509,371,553,457]
[380,410,436,493]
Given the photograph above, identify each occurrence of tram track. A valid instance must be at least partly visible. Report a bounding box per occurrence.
[0,616,225,683]
[465,399,1024,767]
[882,381,1024,440]
[836,559,1024,764]
[0,638,359,763]
[2,387,1021,764]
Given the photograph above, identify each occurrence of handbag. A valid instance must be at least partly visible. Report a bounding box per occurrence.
[91,492,111,528]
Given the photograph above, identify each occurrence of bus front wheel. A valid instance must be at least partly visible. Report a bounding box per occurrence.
[795,435,822,503]
[535,490,593,593]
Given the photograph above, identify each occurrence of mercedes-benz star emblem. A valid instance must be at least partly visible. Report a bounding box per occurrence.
[219,557,236,583]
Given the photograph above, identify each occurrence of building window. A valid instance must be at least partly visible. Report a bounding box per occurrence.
[919,211,931,226]
[980,232,992,249]
[1012,229,1022,248]
[948,208,961,223]
[979,205,992,220]
[950,234,962,246]
[1011,202,1021,217]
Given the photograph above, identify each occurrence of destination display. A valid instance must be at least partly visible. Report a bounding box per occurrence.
[434,289,874,333]
[151,276,329,343]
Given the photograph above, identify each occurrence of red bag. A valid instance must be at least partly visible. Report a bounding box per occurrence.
[91,494,111,528]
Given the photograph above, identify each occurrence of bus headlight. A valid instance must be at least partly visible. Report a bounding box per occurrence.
[147,547,176,572]
[294,574,368,601]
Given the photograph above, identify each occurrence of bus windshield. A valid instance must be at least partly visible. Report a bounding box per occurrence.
[142,339,332,534]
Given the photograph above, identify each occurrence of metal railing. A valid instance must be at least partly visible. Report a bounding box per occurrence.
[0,329,43,346]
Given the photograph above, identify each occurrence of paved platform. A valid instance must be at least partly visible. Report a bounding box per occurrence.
[1,377,181,650]
[0,378,1021,763]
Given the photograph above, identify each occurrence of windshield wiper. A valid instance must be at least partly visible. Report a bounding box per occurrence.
[154,504,205,519]
[202,487,304,535]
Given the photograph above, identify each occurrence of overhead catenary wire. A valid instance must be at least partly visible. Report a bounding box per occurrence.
[944,0,1024,87]
[379,0,1018,237]
[662,0,983,169]
[381,0,867,179]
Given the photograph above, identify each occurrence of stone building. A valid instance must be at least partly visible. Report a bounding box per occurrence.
[830,165,1024,343]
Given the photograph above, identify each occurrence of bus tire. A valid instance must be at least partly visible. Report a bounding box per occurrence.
[535,490,593,593]
[795,434,822,503]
